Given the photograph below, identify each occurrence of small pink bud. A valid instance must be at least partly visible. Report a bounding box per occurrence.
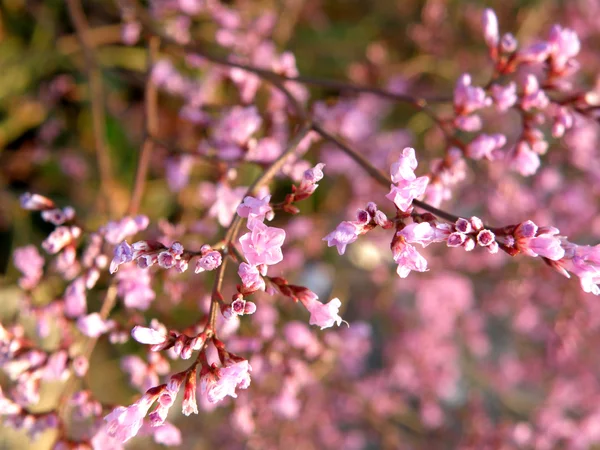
[470,216,484,231]
[447,232,467,247]
[463,238,476,252]
[477,229,496,246]
[20,192,55,210]
[455,218,472,234]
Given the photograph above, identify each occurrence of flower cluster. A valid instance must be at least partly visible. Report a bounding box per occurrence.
[7,3,600,450]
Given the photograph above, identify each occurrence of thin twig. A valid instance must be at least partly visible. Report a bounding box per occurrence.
[66,0,114,216]
[128,36,160,216]
[205,121,313,334]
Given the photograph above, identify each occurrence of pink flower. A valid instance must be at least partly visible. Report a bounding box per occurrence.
[201,361,252,403]
[482,9,499,49]
[393,241,428,278]
[399,222,451,247]
[42,226,80,254]
[152,422,182,446]
[238,262,266,292]
[323,221,360,255]
[101,216,149,245]
[297,163,326,196]
[105,393,157,443]
[131,326,168,346]
[385,176,429,212]
[511,142,541,176]
[521,75,549,111]
[491,82,517,111]
[548,25,580,73]
[514,220,565,260]
[110,241,133,274]
[41,207,75,225]
[64,277,87,318]
[209,183,248,227]
[390,147,418,182]
[467,134,506,160]
[20,192,55,210]
[77,313,113,338]
[454,74,492,115]
[195,251,222,273]
[517,42,552,63]
[213,106,262,146]
[236,195,273,225]
[239,221,285,266]
[13,245,44,290]
[306,297,345,330]
[562,244,600,295]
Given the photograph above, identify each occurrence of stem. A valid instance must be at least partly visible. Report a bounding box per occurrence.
[311,123,462,223]
[128,36,160,216]
[66,0,114,217]
[205,121,313,332]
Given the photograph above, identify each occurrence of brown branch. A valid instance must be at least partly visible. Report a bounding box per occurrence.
[311,123,462,224]
[66,0,114,217]
[129,2,446,110]
[128,36,160,216]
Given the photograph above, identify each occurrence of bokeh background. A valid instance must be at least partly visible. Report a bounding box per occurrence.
[2,0,600,449]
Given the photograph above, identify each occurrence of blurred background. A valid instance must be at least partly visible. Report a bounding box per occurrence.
[2,0,600,449]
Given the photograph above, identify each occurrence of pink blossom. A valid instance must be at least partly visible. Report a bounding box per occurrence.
[236,195,273,224]
[521,75,549,111]
[385,176,429,212]
[181,369,198,416]
[390,147,418,182]
[201,360,252,403]
[115,264,156,310]
[467,134,506,160]
[514,220,565,260]
[482,9,499,48]
[20,192,54,210]
[109,241,133,274]
[246,137,281,163]
[305,297,346,330]
[238,262,266,292]
[77,313,113,338]
[562,244,600,295]
[105,393,157,443]
[491,82,517,111]
[213,106,262,146]
[13,245,44,290]
[239,221,285,266]
[42,226,79,254]
[323,221,360,255]
[152,422,182,446]
[399,222,451,247]
[548,25,580,72]
[209,183,247,227]
[517,41,552,63]
[64,277,87,318]
[41,207,75,225]
[297,163,326,196]
[101,216,149,245]
[165,155,193,192]
[195,251,223,272]
[121,21,141,46]
[393,241,428,278]
[454,74,492,115]
[131,326,168,346]
[511,142,541,176]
